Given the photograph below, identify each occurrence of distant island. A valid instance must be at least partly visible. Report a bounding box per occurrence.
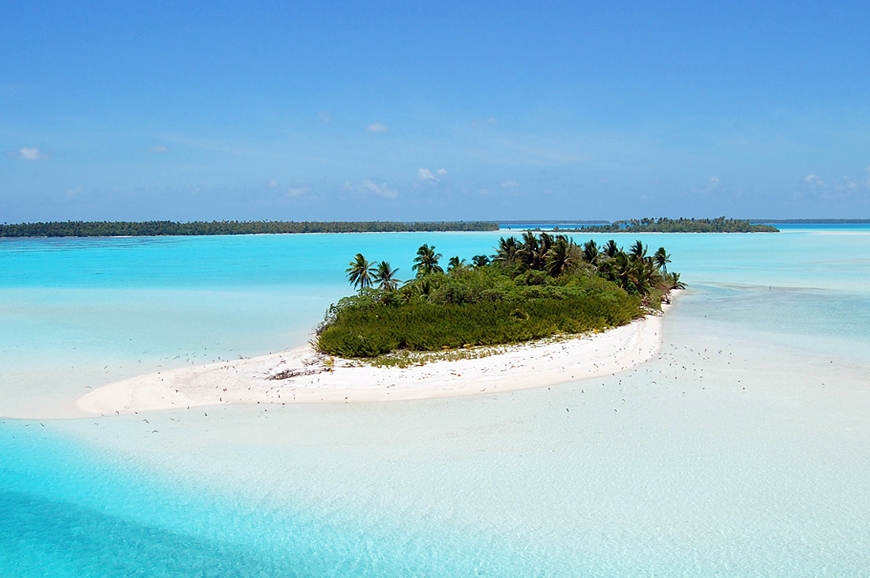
[316,233,683,358]
[0,217,780,237]
[0,220,499,237]
[755,219,870,224]
[534,217,779,233]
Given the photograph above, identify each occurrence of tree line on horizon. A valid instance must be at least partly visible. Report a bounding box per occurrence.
[316,232,685,358]
[0,217,778,237]
[0,220,499,237]
[554,217,778,233]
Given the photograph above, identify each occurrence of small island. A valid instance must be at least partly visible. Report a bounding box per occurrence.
[76,233,684,415]
[534,217,779,234]
[316,233,684,359]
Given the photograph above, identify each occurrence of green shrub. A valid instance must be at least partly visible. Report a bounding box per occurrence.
[319,234,676,357]
[317,289,642,357]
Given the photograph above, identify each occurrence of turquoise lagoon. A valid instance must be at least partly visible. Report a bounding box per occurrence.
[1,226,869,576]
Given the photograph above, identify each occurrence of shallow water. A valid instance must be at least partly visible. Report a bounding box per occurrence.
[2,226,870,576]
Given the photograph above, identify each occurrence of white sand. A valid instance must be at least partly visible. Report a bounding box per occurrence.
[77,304,670,415]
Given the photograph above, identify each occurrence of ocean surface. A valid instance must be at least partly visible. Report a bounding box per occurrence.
[1,225,869,576]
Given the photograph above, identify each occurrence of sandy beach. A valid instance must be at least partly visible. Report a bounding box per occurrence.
[77,305,669,416]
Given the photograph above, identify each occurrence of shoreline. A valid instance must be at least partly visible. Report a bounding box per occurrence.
[77,298,674,416]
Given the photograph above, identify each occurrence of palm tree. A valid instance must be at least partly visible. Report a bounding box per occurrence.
[495,236,520,265]
[582,239,599,265]
[545,237,579,277]
[373,261,401,291]
[629,240,647,262]
[653,247,671,273]
[631,258,659,298]
[447,256,465,272]
[412,244,443,277]
[540,232,555,251]
[406,276,433,298]
[603,239,620,258]
[346,253,375,293]
[472,254,490,268]
[608,251,632,291]
[669,272,686,290]
[519,231,553,270]
[518,231,539,269]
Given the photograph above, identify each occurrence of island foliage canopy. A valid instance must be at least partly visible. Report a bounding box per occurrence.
[0,217,777,237]
[0,220,498,237]
[540,217,779,233]
[553,217,778,233]
[316,233,684,358]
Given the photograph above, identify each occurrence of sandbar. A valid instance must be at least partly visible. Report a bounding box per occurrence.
[78,301,673,415]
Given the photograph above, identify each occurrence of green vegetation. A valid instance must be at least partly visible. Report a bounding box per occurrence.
[0,220,499,237]
[757,219,870,224]
[316,233,685,358]
[367,345,515,369]
[549,217,778,233]
[0,217,779,237]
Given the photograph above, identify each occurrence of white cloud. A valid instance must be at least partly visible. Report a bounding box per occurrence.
[366,123,389,133]
[501,180,521,189]
[689,175,722,195]
[479,188,490,196]
[804,173,825,186]
[487,116,497,125]
[64,185,81,199]
[361,180,398,198]
[701,176,720,192]
[418,168,437,182]
[150,144,168,154]
[843,176,859,190]
[286,187,308,197]
[417,167,447,182]
[267,179,278,188]
[15,146,48,161]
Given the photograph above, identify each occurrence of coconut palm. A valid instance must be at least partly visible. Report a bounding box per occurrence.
[472,254,490,268]
[519,231,553,270]
[603,239,620,258]
[373,261,401,291]
[346,253,375,293]
[447,256,465,272]
[545,237,579,277]
[540,232,555,250]
[653,247,671,273]
[632,258,659,297]
[518,231,540,269]
[538,233,556,268]
[629,240,647,262]
[582,239,600,265]
[608,251,632,291]
[495,236,520,265]
[406,276,433,297]
[412,244,443,277]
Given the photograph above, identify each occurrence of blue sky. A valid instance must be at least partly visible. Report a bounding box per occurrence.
[2,1,869,222]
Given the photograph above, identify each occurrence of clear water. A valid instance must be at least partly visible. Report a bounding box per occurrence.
[2,227,869,576]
